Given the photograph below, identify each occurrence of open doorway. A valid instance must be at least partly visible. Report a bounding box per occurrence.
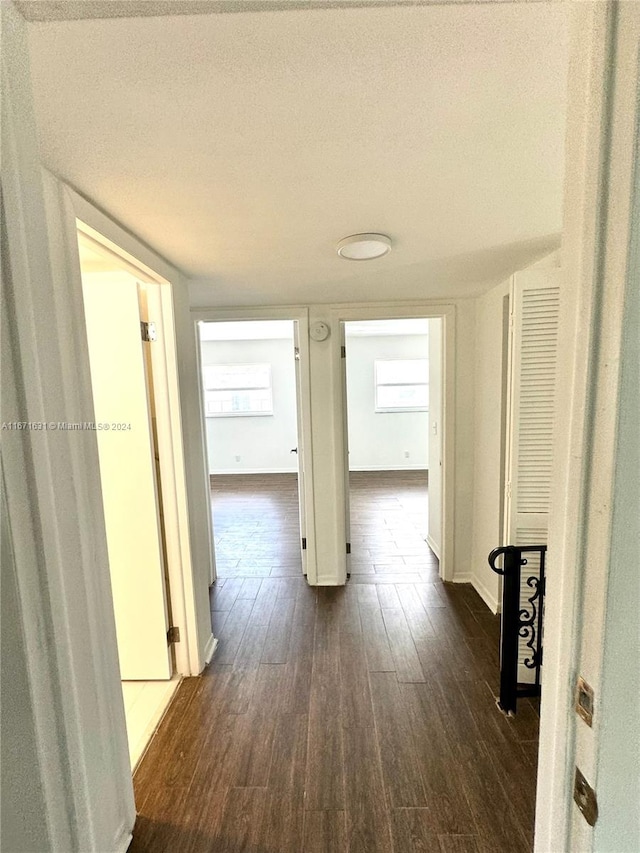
[342,318,443,582]
[77,228,181,769]
[197,320,308,596]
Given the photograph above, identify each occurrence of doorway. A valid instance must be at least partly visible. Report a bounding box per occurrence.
[77,229,180,769]
[197,320,309,588]
[342,318,443,580]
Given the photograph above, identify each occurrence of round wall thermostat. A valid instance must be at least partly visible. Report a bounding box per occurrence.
[310,321,330,342]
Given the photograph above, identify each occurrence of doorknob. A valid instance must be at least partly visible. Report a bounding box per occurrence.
[290,448,298,454]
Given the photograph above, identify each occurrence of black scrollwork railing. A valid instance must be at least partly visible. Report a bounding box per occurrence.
[488,545,547,715]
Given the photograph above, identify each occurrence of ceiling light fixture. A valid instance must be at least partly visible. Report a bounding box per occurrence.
[337,233,392,261]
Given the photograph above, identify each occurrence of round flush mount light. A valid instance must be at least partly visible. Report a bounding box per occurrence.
[337,233,392,261]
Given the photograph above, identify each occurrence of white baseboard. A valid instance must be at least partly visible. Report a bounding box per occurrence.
[449,572,500,614]
[204,634,218,666]
[471,575,501,614]
[349,465,429,472]
[210,468,297,476]
[426,534,441,560]
[210,466,428,475]
[114,827,133,853]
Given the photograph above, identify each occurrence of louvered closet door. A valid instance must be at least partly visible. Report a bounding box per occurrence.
[504,269,560,684]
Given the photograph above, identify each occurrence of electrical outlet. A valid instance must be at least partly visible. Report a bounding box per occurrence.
[234,454,241,462]
[404,451,410,458]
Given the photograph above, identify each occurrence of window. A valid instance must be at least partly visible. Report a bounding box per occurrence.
[375,359,429,412]
[203,363,273,417]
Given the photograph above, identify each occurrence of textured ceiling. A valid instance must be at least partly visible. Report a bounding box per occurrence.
[16,0,534,22]
[25,2,568,306]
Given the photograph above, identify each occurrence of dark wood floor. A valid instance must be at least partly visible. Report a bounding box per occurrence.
[130,472,539,853]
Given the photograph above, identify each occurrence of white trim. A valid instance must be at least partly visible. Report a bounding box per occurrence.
[535,4,640,851]
[471,574,500,615]
[192,314,218,586]
[140,281,194,675]
[426,533,441,561]
[330,302,455,584]
[211,467,298,475]
[72,210,201,678]
[114,830,133,853]
[128,677,181,772]
[206,411,274,419]
[450,573,471,584]
[203,634,218,665]
[350,465,429,473]
[72,189,215,634]
[192,305,318,585]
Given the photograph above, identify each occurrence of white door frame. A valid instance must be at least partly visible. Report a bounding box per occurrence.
[74,220,200,678]
[535,3,640,850]
[191,306,318,585]
[328,302,456,582]
[61,193,204,678]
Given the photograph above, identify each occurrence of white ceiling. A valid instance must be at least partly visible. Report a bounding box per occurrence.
[25,1,568,306]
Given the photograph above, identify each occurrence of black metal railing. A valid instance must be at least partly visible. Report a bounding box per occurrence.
[488,544,547,715]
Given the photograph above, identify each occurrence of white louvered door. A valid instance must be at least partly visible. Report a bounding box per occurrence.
[504,269,560,683]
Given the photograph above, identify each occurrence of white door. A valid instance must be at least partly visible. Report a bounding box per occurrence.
[293,326,307,574]
[82,271,172,680]
[504,268,560,683]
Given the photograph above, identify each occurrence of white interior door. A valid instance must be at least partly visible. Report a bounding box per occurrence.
[293,326,307,574]
[82,271,172,681]
[504,268,560,683]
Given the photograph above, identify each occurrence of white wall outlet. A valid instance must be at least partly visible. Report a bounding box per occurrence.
[234,454,241,462]
[404,450,410,458]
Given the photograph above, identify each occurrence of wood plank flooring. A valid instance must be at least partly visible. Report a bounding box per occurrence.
[130,472,539,853]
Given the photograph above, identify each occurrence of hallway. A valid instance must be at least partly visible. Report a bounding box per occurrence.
[129,474,539,853]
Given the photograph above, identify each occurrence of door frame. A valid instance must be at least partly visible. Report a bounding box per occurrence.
[65,196,203,679]
[191,305,318,585]
[329,303,456,582]
[535,3,640,850]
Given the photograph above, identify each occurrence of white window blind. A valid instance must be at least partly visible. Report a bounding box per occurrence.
[202,363,273,417]
[374,358,429,412]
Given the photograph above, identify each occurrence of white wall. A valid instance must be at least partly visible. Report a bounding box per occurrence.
[452,302,477,581]
[345,334,429,471]
[536,9,640,850]
[469,279,510,612]
[201,337,298,474]
[1,274,51,853]
[2,4,135,849]
[593,220,640,852]
[170,278,216,650]
[427,319,443,557]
